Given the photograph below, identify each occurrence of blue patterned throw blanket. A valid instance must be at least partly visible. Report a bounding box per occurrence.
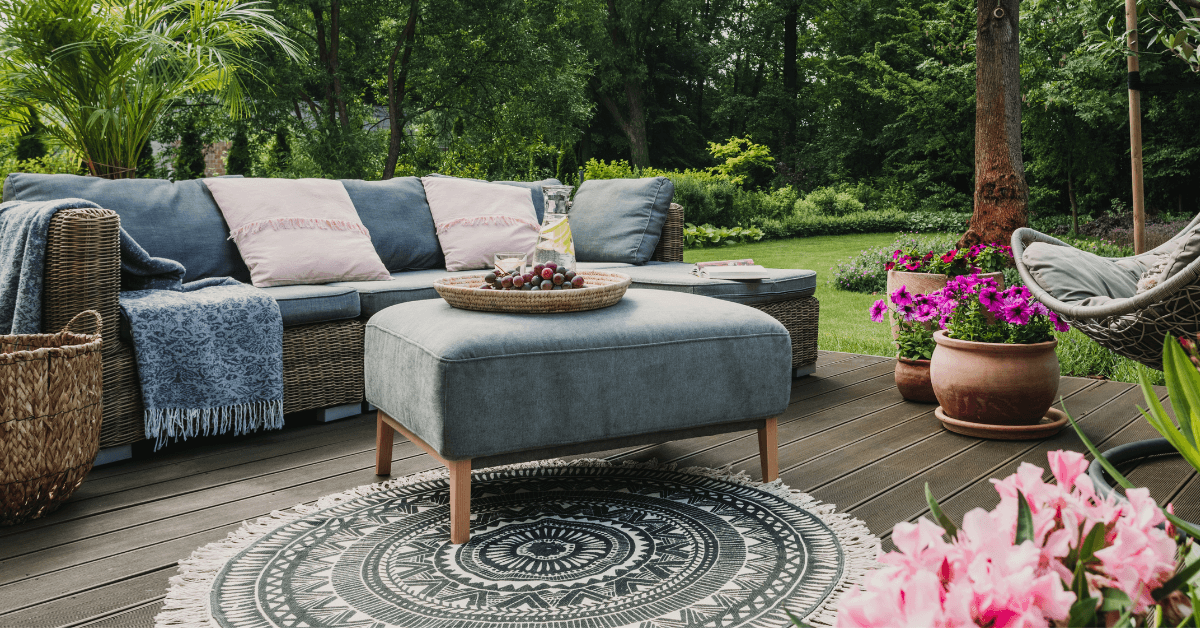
[0,198,284,449]
[119,237,284,449]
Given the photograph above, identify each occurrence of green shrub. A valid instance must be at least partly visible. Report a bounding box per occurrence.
[830,232,958,293]
[683,223,765,248]
[1054,328,1164,385]
[756,209,908,239]
[795,186,864,217]
[903,211,971,232]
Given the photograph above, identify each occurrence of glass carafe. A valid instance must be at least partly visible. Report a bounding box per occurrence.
[534,185,577,272]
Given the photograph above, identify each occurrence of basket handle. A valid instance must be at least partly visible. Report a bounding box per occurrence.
[61,310,103,338]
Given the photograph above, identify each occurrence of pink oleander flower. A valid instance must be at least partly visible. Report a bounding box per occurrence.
[837,450,1180,628]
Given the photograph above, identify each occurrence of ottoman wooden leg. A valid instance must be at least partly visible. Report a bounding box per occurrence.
[758,417,779,482]
[375,410,394,476]
[448,459,472,544]
[376,411,474,543]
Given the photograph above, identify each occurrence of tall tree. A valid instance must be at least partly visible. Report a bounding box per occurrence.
[960,0,1027,247]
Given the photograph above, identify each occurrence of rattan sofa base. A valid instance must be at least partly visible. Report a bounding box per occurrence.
[43,199,818,450]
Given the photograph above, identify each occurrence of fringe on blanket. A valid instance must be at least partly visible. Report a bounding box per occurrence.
[145,399,284,450]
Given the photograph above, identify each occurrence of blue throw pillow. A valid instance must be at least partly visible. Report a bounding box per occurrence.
[571,177,674,264]
[425,173,561,223]
[3,173,250,282]
[340,177,444,271]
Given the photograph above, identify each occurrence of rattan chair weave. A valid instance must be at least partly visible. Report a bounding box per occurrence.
[1013,222,1200,370]
[1,311,103,525]
[651,203,685,263]
[282,320,365,414]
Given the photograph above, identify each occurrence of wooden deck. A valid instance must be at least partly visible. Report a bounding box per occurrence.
[1,351,1196,627]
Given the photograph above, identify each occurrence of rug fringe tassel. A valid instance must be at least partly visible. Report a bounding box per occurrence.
[154,459,881,628]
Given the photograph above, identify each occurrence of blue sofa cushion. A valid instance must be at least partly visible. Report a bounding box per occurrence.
[621,262,817,305]
[340,177,444,272]
[364,290,791,460]
[3,173,249,283]
[425,173,561,223]
[570,177,673,264]
[258,284,360,327]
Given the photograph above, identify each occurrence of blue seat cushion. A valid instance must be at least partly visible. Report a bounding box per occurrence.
[4,173,250,283]
[571,177,674,264]
[340,177,444,272]
[621,262,817,305]
[364,290,791,460]
[258,284,360,326]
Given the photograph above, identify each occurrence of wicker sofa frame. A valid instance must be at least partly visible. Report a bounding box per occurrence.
[44,202,818,449]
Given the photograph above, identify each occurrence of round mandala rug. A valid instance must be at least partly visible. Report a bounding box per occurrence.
[156,460,879,628]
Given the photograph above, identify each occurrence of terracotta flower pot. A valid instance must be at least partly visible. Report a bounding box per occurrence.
[929,330,1059,425]
[895,357,937,403]
[885,270,1003,338]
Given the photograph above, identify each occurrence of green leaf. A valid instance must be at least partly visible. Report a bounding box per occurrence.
[1153,555,1200,601]
[1015,490,1034,544]
[1162,337,1199,449]
[925,483,958,539]
[783,608,815,628]
[1064,400,1136,490]
[1067,597,1098,628]
[1174,29,1188,48]
[1079,522,1107,563]
[1072,559,1090,598]
[1100,587,1133,612]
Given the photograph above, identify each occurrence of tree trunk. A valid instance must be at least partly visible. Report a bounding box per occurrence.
[783,0,798,140]
[598,0,651,167]
[597,84,650,168]
[383,0,419,180]
[311,1,349,128]
[959,0,1027,249]
[1067,168,1078,233]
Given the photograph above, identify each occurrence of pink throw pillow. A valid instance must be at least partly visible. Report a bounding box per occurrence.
[421,177,541,271]
[203,178,391,287]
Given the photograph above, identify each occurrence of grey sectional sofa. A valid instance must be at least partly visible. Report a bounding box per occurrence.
[3,173,819,454]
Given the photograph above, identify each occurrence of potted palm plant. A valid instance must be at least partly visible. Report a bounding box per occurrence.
[926,273,1072,439]
[0,0,299,178]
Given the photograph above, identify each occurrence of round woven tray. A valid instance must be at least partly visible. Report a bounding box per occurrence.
[434,270,632,313]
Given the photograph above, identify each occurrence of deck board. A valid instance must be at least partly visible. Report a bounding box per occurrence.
[0,350,1194,627]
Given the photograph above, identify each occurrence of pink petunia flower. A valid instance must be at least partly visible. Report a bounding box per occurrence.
[870,299,888,323]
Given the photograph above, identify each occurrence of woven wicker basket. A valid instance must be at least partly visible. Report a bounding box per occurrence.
[435,270,632,313]
[1,310,104,526]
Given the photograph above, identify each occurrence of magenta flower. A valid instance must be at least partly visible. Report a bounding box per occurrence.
[869,299,887,322]
[890,285,914,307]
[978,286,1003,313]
[1001,298,1033,325]
[1049,312,1069,333]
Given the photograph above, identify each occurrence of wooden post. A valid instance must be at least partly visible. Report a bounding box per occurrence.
[757,417,779,482]
[1127,0,1146,254]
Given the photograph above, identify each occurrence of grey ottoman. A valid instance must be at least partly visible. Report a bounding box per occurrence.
[366,289,792,543]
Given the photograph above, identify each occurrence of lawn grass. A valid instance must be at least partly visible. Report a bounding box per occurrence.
[683,232,901,357]
[683,234,1166,385]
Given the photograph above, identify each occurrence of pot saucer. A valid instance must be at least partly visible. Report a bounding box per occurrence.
[934,407,1068,440]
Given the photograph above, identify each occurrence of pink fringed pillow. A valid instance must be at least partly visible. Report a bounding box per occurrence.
[203,178,390,287]
[421,177,541,271]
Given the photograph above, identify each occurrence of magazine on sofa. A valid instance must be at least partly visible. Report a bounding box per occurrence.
[692,259,769,280]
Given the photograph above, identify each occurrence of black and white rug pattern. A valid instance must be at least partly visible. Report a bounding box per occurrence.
[156,460,879,628]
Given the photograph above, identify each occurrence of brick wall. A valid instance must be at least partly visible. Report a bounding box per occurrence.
[204,141,231,177]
